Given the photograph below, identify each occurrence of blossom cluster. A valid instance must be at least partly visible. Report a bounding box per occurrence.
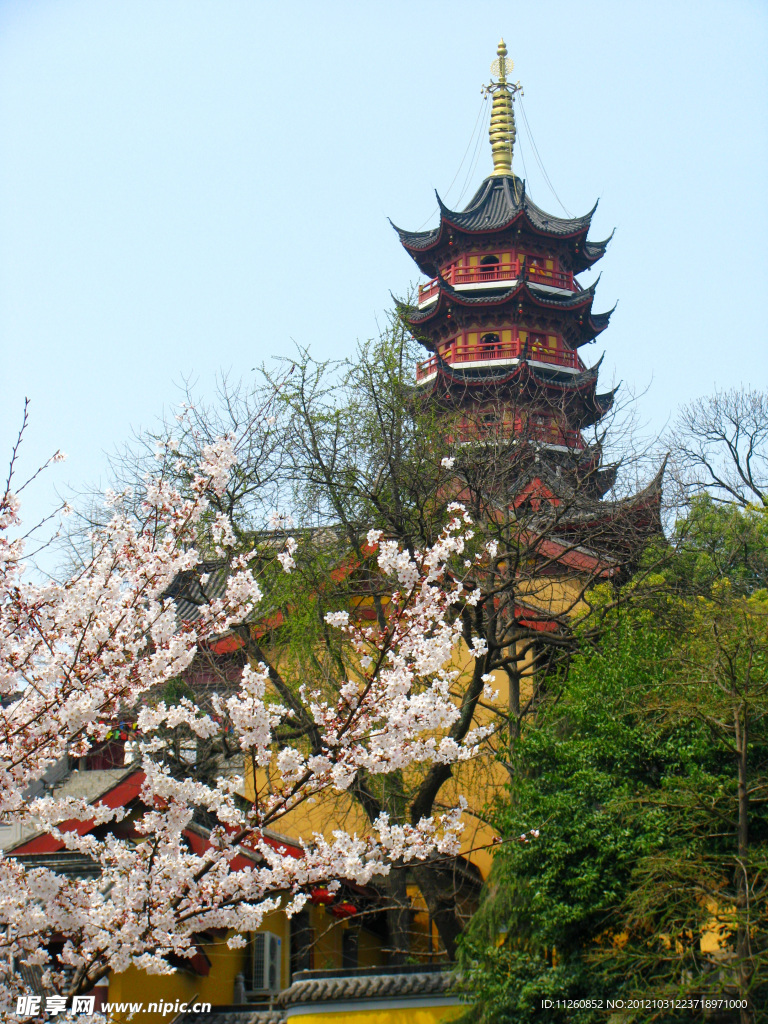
[0,437,487,1014]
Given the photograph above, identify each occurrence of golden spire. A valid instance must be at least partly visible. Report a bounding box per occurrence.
[484,39,522,177]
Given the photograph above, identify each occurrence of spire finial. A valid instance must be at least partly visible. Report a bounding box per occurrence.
[484,39,522,177]
[493,39,509,84]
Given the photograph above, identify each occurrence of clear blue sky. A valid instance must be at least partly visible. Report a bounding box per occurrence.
[2,0,767,537]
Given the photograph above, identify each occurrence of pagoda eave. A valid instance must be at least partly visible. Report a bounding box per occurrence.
[552,461,666,545]
[568,388,618,429]
[392,174,609,278]
[421,359,613,429]
[553,497,664,560]
[396,216,597,279]
[400,289,611,352]
[401,277,598,327]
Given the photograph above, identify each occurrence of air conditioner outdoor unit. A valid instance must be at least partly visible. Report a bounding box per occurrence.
[248,931,281,994]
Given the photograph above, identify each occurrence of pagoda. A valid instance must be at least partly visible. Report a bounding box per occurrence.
[391,40,662,563]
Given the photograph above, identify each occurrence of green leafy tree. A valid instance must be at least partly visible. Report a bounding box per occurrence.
[456,625,697,1022]
[668,495,768,596]
[596,583,768,1021]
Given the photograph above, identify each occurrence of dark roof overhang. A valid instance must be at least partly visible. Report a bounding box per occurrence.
[401,276,598,325]
[579,229,615,271]
[398,277,613,348]
[427,356,615,428]
[551,457,667,549]
[391,174,609,276]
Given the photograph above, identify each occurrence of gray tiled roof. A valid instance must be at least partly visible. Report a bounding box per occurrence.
[163,559,229,624]
[588,308,614,335]
[426,356,616,429]
[392,174,610,262]
[281,967,454,1007]
[400,279,614,349]
[176,969,456,1023]
[584,232,614,260]
[428,355,602,392]
[178,1011,283,1024]
[401,275,603,324]
[164,528,346,624]
[14,851,101,877]
[449,175,595,234]
[554,457,667,523]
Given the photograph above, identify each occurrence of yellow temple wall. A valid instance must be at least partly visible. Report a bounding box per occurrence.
[106,935,244,1023]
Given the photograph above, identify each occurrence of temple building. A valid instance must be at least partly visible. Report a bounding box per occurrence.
[392,40,662,565]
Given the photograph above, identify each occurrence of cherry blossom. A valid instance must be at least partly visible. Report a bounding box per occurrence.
[0,431,486,1016]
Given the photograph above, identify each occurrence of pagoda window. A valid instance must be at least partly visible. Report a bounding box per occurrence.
[480,254,500,265]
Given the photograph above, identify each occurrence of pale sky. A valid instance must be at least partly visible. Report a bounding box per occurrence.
[2,0,767,543]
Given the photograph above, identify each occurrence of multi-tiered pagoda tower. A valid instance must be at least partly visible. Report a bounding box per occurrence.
[392,40,661,561]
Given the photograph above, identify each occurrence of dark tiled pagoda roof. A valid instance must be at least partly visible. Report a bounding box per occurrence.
[587,308,614,338]
[483,457,665,558]
[580,389,617,427]
[424,354,616,428]
[505,460,615,505]
[164,528,345,625]
[421,274,602,313]
[528,358,619,426]
[176,967,457,1023]
[13,851,101,877]
[399,277,614,348]
[405,275,600,321]
[592,464,619,496]
[549,459,667,558]
[584,232,614,261]
[428,353,595,389]
[391,174,611,275]
[163,559,230,623]
[178,1013,282,1024]
[450,175,595,233]
[562,458,666,520]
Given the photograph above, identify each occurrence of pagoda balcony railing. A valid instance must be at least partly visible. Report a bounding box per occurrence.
[453,419,585,451]
[415,340,581,381]
[418,262,575,304]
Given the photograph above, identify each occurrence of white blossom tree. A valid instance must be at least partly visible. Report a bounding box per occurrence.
[0,412,488,1016]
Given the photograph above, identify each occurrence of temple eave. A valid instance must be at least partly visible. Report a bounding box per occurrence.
[400,280,599,327]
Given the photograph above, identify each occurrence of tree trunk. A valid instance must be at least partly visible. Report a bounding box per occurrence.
[507,661,521,740]
[734,702,753,1024]
[411,861,464,961]
[384,865,411,966]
